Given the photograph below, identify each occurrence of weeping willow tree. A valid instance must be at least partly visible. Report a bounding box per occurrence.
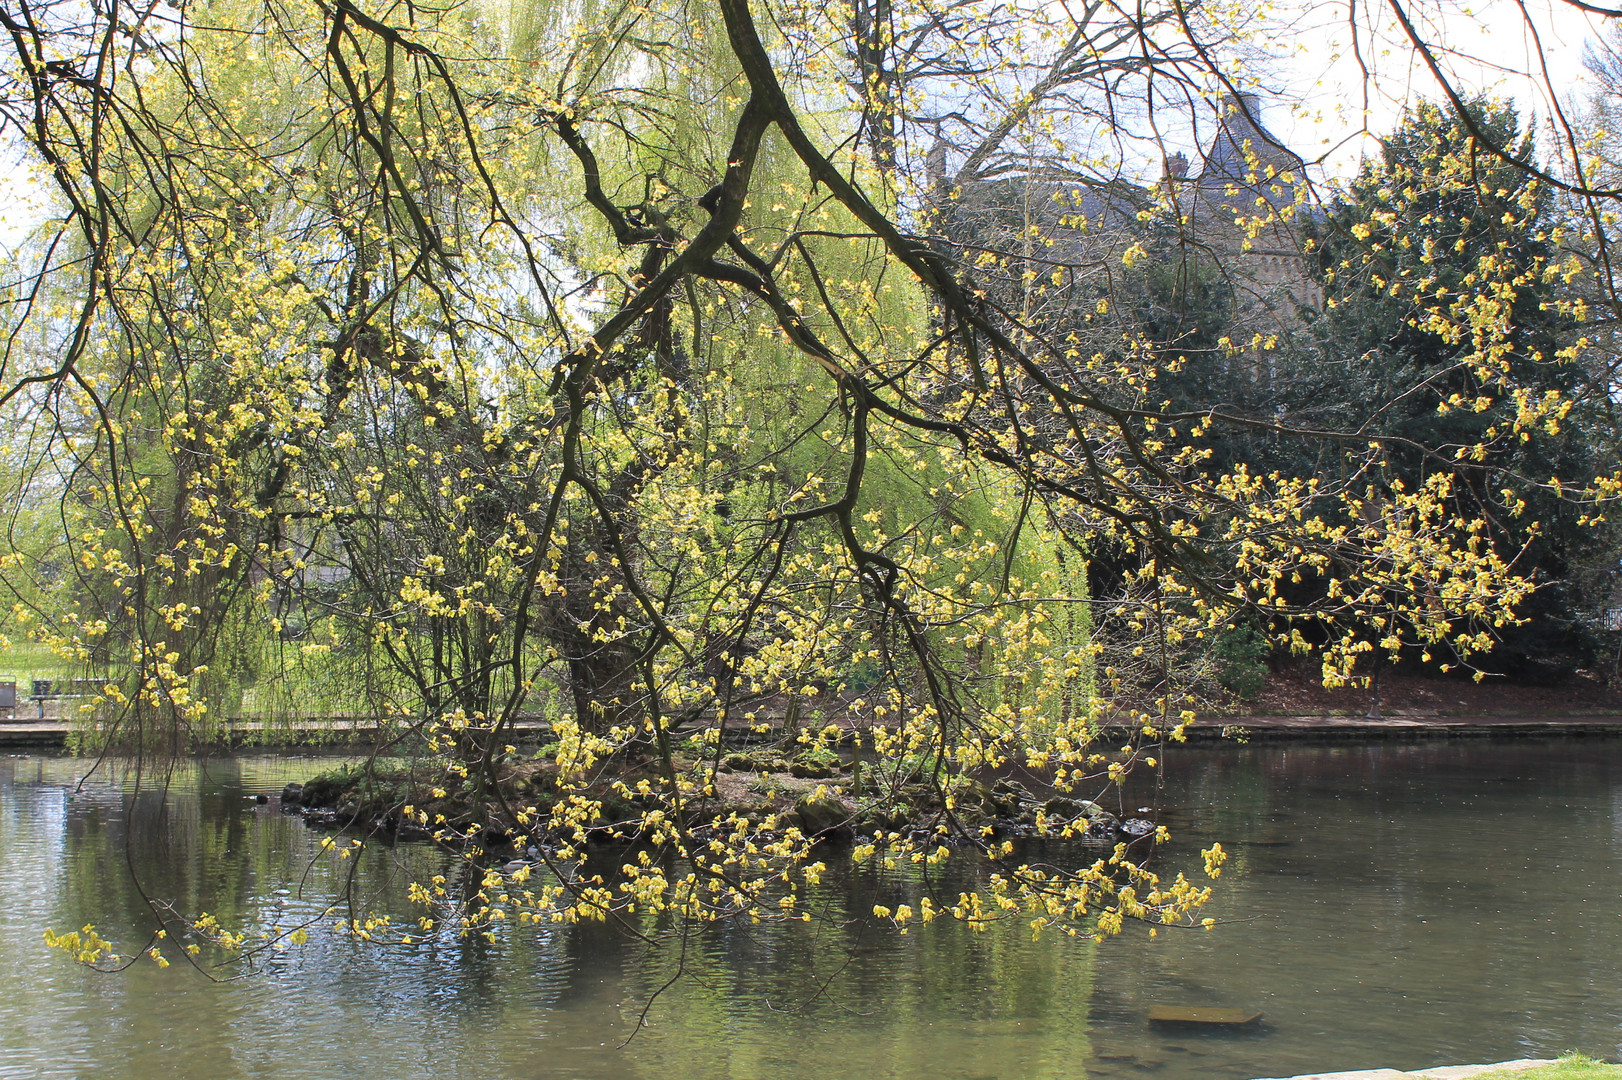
[1,0,1617,969]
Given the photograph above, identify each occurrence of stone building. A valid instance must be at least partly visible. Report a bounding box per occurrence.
[928,91,1321,343]
[1163,91,1323,322]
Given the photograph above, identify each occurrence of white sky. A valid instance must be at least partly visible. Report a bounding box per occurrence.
[1,0,1616,252]
[0,151,48,254]
[1257,0,1613,179]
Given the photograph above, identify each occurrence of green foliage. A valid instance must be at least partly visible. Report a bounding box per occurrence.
[8,0,1611,972]
[1300,98,1612,677]
[1444,1056,1622,1080]
[1213,623,1268,701]
[792,744,840,768]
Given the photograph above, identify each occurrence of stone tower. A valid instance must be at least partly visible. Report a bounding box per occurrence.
[1169,92,1323,319]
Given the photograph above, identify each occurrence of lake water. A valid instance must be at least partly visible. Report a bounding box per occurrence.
[1,739,1619,1079]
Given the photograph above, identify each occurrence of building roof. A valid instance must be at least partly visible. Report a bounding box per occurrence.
[1196,92,1306,211]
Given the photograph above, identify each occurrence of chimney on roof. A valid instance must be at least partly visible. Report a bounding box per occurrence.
[1230,91,1262,124]
[1163,152,1188,180]
[926,137,948,190]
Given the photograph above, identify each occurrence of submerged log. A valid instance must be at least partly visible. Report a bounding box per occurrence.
[1148,1006,1262,1027]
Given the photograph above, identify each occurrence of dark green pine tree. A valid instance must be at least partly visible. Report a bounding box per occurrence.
[1297,98,1615,679]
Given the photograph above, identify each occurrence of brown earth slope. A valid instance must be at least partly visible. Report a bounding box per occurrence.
[1237,662,1622,718]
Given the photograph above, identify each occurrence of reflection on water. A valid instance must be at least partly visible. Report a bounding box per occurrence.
[1,740,1620,1079]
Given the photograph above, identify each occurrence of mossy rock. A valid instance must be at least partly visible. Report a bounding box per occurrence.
[298,772,348,808]
[511,763,560,793]
[789,754,837,779]
[897,781,937,806]
[856,803,907,833]
[1077,800,1120,831]
[989,779,1033,812]
[788,792,855,838]
[954,778,991,802]
[724,750,794,774]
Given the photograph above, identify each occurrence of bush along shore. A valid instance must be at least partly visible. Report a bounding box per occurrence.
[279,744,1160,856]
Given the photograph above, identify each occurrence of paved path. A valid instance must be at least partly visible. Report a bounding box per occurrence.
[7,711,1622,749]
[1172,713,1622,740]
[0,722,71,746]
[1253,1059,1553,1080]
[0,718,553,748]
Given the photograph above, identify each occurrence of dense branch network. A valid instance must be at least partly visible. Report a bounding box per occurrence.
[1,0,1617,964]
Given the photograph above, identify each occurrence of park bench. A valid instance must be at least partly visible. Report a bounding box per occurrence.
[23,678,106,719]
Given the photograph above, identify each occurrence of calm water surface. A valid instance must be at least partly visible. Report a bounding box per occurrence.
[1,739,1619,1080]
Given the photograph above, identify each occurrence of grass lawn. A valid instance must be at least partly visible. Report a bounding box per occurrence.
[0,640,79,683]
[1435,1057,1622,1080]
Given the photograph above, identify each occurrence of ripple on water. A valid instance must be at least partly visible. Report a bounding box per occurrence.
[1,740,1621,1079]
